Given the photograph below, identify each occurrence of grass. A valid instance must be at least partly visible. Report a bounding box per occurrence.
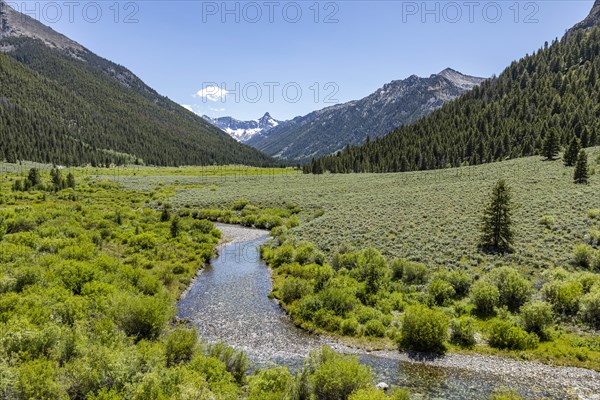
[102,148,600,275]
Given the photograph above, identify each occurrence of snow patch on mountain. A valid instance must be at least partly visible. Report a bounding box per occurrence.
[202,112,285,142]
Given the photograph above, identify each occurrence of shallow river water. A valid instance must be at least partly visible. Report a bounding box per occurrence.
[177,227,600,400]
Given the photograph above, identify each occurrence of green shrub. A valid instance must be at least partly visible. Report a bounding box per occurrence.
[580,289,600,329]
[295,242,318,265]
[488,320,539,350]
[538,215,556,228]
[353,306,383,324]
[272,244,295,267]
[489,388,523,400]
[341,318,360,336]
[286,215,300,228]
[16,359,66,400]
[248,366,293,400]
[399,305,448,353]
[231,199,249,211]
[449,317,476,348]
[542,280,583,315]
[364,319,386,337]
[445,271,472,298]
[164,327,198,366]
[391,259,428,285]
[192,219,214,234]
[280,277,313,304]
[587,209,600,219]
[573,244,594,268]
[353,248,390,295]
[129,233,157,250]
[295,295,323,321]
[314,309,342,332]
[470,280,499,316]
[307,347,373,400]
[319,288,357,317]
[207,342,249,384]
[349,388,389,400]
[429,279,456,306]
[519,301,554,336]
[489,268,532,311]
[116,294,172,340]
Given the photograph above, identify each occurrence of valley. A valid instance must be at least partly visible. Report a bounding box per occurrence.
[1,0,600,399]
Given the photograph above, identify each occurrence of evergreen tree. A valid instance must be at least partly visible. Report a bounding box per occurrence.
[170,216,180,238]
[574,150,589,184]
[480,179,514,251]
[160,207,171,222]
[66,173,76,188]
[542,128,560,160]
[27,168,40,188]
[563,137,581,167]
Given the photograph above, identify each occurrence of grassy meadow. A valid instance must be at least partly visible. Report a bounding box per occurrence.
[105,148,600,274]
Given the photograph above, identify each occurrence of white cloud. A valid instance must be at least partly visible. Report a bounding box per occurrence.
[210,107,226,112]
[195,86,228,102]
[181,104,194,112]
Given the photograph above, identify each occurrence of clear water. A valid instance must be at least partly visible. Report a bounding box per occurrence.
[177,235,591,399]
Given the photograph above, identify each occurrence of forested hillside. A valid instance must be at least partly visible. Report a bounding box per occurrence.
[0,4,274,167]
[309,27,600,173]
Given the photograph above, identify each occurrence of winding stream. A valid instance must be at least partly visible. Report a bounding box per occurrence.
[177,225,600,400]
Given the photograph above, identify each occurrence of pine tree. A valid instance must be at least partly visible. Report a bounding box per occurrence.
[574,150,589,184]
[170,216,180,238]
[480,179,514,251]
[27,168,41,188]
[66,173,76,188]
[563,137,581,166]
[160,207,171,222]
[542,128,560,160]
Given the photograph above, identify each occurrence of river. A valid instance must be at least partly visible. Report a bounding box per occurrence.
[177,225,600,400]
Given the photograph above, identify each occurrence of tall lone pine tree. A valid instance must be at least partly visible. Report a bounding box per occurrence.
[574,150,590,184]
[480,179,515,251]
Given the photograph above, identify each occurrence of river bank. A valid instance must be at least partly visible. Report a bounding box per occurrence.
[179,224,600,399]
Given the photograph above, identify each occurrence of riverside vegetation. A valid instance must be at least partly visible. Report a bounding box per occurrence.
[1,148,599,398]
[0,166,414,399]
[146,149,600,371]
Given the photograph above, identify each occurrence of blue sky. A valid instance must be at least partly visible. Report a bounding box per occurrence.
[16,1,595,120]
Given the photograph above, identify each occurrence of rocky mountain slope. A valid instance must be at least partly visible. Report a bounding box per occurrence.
[246,68,484,162]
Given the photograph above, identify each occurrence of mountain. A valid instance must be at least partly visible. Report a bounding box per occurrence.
[202,112,285,143]
[246,69,484,162]
[0,1,275,167]
[567,0,600,36]
[308,5,600,174]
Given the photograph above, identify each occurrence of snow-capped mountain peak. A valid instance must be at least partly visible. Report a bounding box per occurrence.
[202,112,286,143]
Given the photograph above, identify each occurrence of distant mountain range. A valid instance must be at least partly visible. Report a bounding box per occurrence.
[202,112,284,143]
[0,0,274,166]
[234,68,484,162]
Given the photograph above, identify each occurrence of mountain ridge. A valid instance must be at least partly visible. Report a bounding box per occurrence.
[247,69,485,162]
[203,112,285,143]
[308,5,600,173]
